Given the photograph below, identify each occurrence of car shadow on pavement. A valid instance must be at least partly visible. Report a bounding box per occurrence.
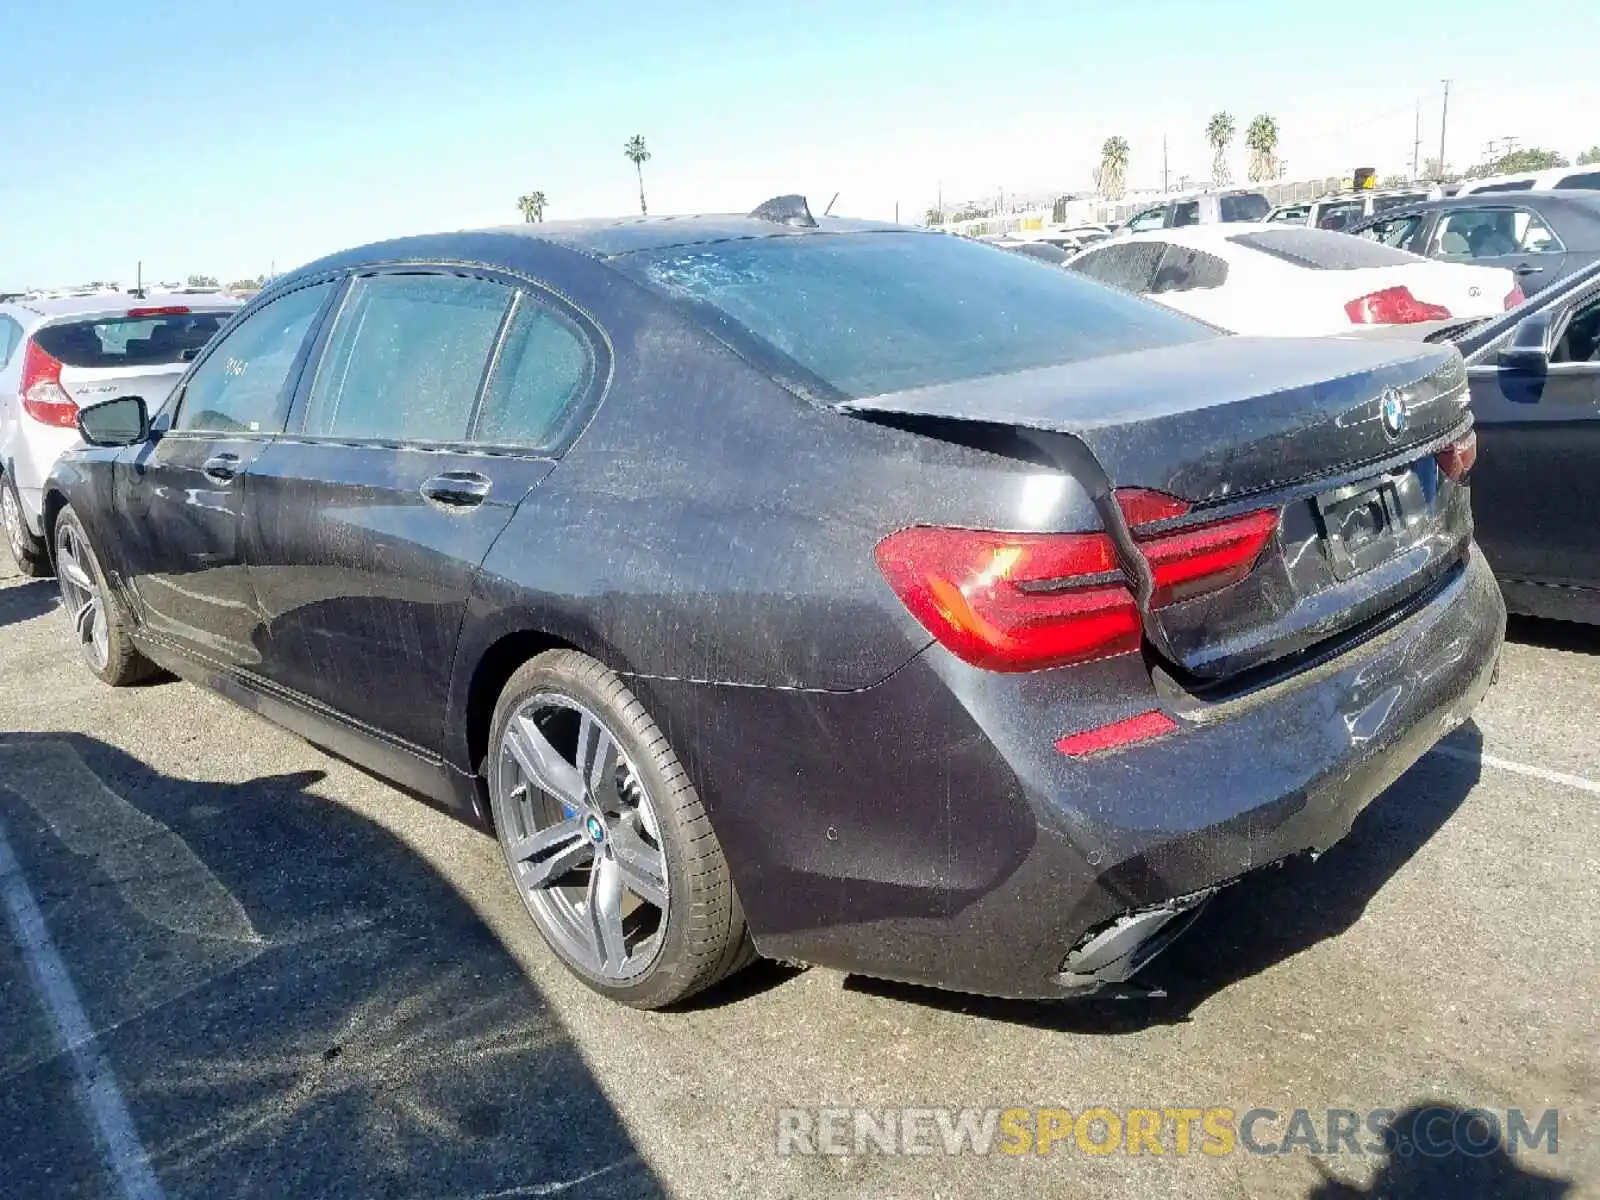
[0,577,56,628]
[0,731,664,1199]
[847,723,1487,1035]
[1303,1103,1571,1200]
[1506,615,1600,655]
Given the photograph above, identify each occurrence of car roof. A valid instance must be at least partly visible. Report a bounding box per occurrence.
[0,293,241,322]
[1345,190,1600,226]
[1095,224,1292,248]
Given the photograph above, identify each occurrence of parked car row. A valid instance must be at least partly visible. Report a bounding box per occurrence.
[23,197,1508,1013]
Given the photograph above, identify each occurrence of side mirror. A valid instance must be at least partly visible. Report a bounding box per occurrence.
[76,396,150,447]
[1497,310,1557,372]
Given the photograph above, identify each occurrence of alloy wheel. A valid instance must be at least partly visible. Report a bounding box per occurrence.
[495,694,671,982]
[55,522,109,672]
[1,484,25,563]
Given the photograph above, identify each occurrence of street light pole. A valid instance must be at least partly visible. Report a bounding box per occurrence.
[1438,79,1451,178]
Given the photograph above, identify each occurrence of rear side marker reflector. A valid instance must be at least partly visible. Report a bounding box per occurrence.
[1056,710,1179,757]
[875,495,1279,673]
[1436,429,1477,482]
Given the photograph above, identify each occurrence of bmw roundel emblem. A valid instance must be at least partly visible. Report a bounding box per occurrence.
[585,814,606,843]
[1379,390,1407,440]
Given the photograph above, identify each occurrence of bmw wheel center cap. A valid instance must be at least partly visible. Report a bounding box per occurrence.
[585,814,606,843]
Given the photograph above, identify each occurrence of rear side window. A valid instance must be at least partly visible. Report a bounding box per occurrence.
[1218,193,1270,222]
[475,297,596,447]
[1126,208,1168,233]
[1070,242,1167,293]
[1170,201,1200,228]
[175,284,332,434]
[1228,228,1422,268]
[0,315,20,367]
[33,311,230,369]
[627,232,1211,397]
[1151,246,1229,292]
[1430,209,1562,257]
[1358,215,1423,248]
[304,273,511,443]
[1555,172,1600,190]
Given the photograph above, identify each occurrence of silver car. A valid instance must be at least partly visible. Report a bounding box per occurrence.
[0,294,240,573]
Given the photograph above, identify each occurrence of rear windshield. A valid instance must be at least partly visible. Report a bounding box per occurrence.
[1555,172,1600,190]
[32,311,230,368]
[1228,228,1423,269]
[1218,193,1270,222]
[623,232,1213,396]
[1373,192,1429,212]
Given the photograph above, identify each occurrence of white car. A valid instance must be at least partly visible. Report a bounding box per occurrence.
[1064,225,1520,337]
[0,295,241,574]
[1455,166,1600,195]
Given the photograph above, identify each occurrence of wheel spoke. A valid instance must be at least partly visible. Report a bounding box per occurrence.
[72,597,98,643]
[575,712,620,806]
[507,816,593,889]
[585,855,628,972]
[610,819,668,911]
[58,551,92,592]
[504,713,588,812]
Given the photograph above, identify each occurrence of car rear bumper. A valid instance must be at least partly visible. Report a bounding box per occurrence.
[630,549,1505,1000]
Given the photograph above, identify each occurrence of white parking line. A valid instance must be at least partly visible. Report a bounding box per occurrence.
[0,818,165,1200]
[1430,744,1600,796]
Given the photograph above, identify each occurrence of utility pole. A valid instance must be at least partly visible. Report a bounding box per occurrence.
[1502,135,1519,156]
[1438,79,1451,179]
[1163,135,1169,194]
[1412,99,1421,180]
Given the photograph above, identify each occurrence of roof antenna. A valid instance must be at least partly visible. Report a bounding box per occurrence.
[823,192,839,216]
[749,195,818,227]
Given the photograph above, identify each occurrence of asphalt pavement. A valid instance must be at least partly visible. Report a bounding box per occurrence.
[0,558,1595,1199]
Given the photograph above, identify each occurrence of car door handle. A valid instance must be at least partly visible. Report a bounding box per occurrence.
[202,452,242,483]
[1515,263,1544,275]
[420,471,492,508]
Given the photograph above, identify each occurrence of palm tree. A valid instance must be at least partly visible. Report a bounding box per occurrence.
[516,191,547,223]
[1245,114,1279,183]
[624,134,651,215]
[1205,112,1236,186]
[1095,136,1130,201]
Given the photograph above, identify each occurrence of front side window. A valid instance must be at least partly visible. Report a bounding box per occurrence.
[303,273,512,443]
[627,232,1211,397]
[1431,209,1562,258]
[1552,293,1600,364]
[175,283,332,434]
[475,297,596,447]
[1170,202,1200,228]
[1126,208,1168,233]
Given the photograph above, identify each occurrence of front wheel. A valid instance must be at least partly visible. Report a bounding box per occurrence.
[1,472,50,578]
[487,649,754,1008]
[53,506,155,686]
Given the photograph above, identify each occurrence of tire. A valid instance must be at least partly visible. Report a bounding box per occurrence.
[1,471,50,578]
[52,505,155,686]
[487,649,754,1008]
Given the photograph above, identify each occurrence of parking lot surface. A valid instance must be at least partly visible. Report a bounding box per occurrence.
[1,559,1595,1199]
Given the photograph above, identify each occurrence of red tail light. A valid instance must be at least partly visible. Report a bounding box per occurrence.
[1344,286,1452,325]
[18,341,79,428]
[875,496,1279,672]
[126,305,191,318]
[1502,285,1525,311]
[1436,429,1477,482]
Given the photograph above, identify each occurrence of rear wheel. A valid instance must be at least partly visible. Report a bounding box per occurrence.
[53,506,155,686]
[487,649,754,1008]
[1,473,50,578]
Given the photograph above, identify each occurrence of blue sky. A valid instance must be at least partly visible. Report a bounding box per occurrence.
[2,0,1595,286]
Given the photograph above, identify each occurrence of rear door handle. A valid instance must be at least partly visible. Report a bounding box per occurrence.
[420,471,492,508]
[203,452,241,483]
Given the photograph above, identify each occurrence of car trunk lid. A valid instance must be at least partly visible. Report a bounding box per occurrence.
[842,336,1474,680]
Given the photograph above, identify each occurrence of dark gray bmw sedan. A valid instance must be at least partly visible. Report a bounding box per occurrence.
[43,198,1504,1008]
